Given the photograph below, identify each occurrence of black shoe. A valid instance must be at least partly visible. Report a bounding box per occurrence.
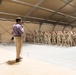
[19,57,23,59]
[16,58,21,62]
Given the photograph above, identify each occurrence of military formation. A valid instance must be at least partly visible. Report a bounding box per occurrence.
[25,30,76,47]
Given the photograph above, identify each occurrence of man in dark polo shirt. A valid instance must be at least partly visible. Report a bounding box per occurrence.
[12,17,24,62]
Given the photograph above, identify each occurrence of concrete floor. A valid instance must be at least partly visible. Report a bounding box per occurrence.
[0,43,76,70]
[0,48,76,75]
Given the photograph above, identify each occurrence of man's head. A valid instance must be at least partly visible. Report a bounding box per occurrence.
[16,17,22,24]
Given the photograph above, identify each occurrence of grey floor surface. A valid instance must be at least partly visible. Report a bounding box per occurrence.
[0,43,76,70]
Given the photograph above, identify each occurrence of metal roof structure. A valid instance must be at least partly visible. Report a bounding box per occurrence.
[0,0,76,27]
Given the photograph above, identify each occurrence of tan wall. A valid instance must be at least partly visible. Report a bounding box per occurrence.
[41,23,53,32]
[64,26,72,32]
[0,21,40,43]
[0,20,76,43]
[54,25,64,31]
[24,23,39,33]
[0,20,15,43]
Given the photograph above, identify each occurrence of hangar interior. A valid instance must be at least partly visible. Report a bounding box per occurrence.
[0,0,76,75]
[0,0,76,42]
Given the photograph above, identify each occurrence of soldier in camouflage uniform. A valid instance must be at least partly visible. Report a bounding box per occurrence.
[67,30,73,47]
[57,31,62,46]
[52,31,56,45]
[62,31,67,46]
[0,33,2,43]
[47,32,51,44]
[25,33,29,42]
[44,31,48,44]
[39,31,43,44]
[36,31,39,43]
[33,30,37,43]
[72,32,76,46]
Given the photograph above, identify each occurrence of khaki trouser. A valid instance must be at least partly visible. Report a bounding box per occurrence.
[14,37,22,59]
[48,38,51,44]
[67,39,72,47]
[62,39,67,46]
[52,38,56,45]
[57,38,61,46]
[44,38,47,44]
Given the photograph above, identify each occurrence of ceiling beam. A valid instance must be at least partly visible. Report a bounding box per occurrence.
[54,10,76,25]
[11,0,34,7]
[27,16,69,25]
[62,0,76,8]
[69,19,76,25]
[25,0,45,18]
[0,11,76,27]
[11,0,76,19]
[59,0,76,24]
[0,0,2,4]
[46,0,73,20]
[0,11,22,16]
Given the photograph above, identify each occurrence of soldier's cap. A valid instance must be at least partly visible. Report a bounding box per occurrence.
[16,17,22,22]
[16,17,22,20]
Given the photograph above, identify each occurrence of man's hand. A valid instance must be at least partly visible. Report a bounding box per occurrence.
[22,25,24,28]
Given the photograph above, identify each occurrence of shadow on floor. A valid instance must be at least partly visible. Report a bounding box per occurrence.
[6,60,21,65]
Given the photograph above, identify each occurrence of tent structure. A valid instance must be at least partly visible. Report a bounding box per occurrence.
[0,0,76,42]
[0,0,76,26]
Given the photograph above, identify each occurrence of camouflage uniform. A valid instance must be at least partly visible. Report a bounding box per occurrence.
[39,32,43,44]
[0,34,2,43]
[57,31,61,46]
[62,31,67,46]
[36,31,39,43]
[67,30,73,47]
[72,32,76,46]
[47,32,51,44]
[44,31,48,44]
[52,31,56,45]
[33,31,38,43]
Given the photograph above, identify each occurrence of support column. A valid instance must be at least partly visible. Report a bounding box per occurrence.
[62,25,66,32]
[38,22,43,32]
[71,26,73,31]
[52,24,56,31]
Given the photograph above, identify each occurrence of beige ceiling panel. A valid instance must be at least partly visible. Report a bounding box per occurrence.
[0,14,18,19]
[60,5,76,14]
[49,14,64,21]
[40,0,65,11]
[71,12,76,17]
[0,1,32,16]
[26,18,42,22]
[30,8,53,19]
[72,21,76,24]
[71,0,76,7]
[18,0,40,5]
[62,17,75,23]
